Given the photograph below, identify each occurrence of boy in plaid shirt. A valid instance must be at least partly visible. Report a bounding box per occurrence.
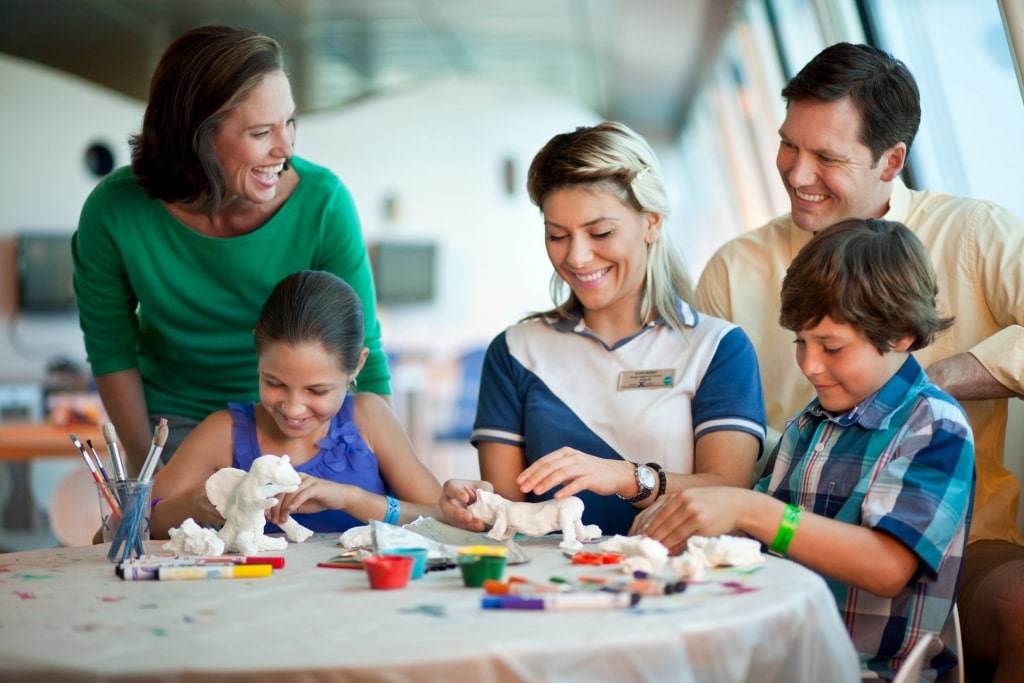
[635,217,974,681]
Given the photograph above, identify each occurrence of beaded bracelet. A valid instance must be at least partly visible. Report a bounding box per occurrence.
[383,495,401,525]
[769,504,801,556]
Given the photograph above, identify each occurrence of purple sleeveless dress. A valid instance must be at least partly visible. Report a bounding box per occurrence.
[228,394,387,533]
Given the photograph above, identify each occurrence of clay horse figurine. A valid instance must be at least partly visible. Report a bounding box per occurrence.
[468,489,601,550]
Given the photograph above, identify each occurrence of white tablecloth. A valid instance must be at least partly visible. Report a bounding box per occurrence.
[0,533,860,682]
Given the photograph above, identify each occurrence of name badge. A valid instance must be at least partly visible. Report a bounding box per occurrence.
[617,369,675,390]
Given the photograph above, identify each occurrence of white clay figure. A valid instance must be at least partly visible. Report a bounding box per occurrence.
[163,517,226,556]
[467,488,601,550]
[205,454,315,555]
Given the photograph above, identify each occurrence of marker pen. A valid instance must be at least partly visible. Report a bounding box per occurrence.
[608,578,687,596]
[482,579,570,595]
[134,555,286,568]
[157,564,273,580]
[481,592,640,611]
[564,575,687,596]
[117,556,285,580]
[185,556,286,568]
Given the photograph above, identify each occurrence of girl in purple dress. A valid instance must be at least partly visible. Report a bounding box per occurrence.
[150,270,442,537]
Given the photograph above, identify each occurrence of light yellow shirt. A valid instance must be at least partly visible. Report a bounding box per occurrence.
[696,179,1024,544]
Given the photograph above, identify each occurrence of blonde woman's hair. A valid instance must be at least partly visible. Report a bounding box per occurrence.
[524,121,694,335]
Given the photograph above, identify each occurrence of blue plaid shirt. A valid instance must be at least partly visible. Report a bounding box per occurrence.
[756,356,974,681]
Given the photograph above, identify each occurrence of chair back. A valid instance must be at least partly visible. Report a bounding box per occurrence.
[892,633,940,683]
[937,604,964,683]
[434,347,486,441]
[48,467,101,546]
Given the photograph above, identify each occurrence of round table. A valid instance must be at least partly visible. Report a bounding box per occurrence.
[0,532,861,682]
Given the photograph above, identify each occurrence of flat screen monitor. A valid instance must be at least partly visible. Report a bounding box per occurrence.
[369,241,436,306]
[16,232,77,315]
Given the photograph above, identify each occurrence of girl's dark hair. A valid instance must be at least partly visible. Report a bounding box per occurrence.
[130,25,285,212]
[780,218,953,353]
[254,270,365,373]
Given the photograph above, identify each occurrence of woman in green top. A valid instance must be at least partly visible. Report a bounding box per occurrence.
[72,25,390,474]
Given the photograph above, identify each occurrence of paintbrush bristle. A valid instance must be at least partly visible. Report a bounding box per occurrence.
[102,422,118,445]
[154,422,169,448]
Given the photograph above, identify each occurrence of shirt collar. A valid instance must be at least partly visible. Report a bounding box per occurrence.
[547,296,699,346]
[785,176,909,255]
[806,355,927,430]
[884,177,912,222]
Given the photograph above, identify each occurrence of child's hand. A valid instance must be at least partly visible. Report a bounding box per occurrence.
[268,474,333,525]
[630,487,749,555]
[196,488,226,527]
[440,479,492,531]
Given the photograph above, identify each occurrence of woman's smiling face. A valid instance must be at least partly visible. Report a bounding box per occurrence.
[542,186,659,323]
[211,70,297,206]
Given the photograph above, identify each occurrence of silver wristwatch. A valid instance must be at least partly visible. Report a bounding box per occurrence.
[617,462,657,504]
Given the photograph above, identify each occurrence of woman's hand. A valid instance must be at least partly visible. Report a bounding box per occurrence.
[439,479,493,531]
[516,447,634,499]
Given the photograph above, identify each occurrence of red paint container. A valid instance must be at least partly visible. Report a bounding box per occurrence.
[363,555,415,590]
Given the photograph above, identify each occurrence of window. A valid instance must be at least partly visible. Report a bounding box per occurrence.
[16,233,77,315]
[369,241,438,306]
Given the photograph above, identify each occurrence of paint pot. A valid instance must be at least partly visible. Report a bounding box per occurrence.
[388,547,429,579]
[363,554,415,590]
[458,554,507,587]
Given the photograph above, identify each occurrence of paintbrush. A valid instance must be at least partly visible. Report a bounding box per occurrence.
[108,486,148,563]
[70,433,122,521]
[102,422,128,481]
[86,438,113,483]
[138,418,169,483]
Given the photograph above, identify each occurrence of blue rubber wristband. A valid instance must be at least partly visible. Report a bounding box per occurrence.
[383,495,401,525]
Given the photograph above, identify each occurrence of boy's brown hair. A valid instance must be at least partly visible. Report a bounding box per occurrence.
[780,217,953,353]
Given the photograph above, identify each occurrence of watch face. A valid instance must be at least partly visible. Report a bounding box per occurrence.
[637,465,656,489]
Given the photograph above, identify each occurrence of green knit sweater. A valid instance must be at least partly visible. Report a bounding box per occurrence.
[72,156,390,421]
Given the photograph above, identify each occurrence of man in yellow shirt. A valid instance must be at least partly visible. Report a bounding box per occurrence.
[696,42,1024,680]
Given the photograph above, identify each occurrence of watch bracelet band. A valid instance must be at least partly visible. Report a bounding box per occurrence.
[646,462,667,498]
[616,461,654,503]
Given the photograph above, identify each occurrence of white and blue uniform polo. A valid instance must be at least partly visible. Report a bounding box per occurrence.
[472,300,766,535]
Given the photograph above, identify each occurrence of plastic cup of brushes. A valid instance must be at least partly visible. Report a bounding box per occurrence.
[99,478,153,563]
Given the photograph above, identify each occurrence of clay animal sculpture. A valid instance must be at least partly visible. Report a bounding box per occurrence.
[468,488,601,550]
[206,454,314,555]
